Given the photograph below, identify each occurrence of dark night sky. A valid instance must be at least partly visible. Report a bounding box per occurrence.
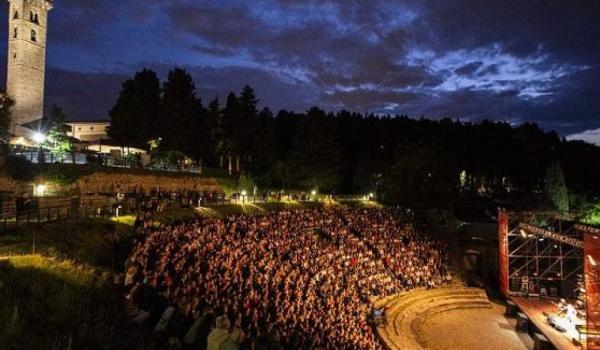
[1,0,599,143]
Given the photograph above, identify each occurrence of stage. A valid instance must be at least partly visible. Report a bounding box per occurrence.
[512,297,584,350]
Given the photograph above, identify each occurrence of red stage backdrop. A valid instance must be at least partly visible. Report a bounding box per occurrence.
[585,231,600,350]
[498,211,509,298]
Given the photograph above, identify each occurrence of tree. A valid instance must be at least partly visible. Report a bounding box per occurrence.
[382,141,458,208]
[205,97,223,163]
[160,68,203,157]
[287,107,343,191]
[239,85,259,120]
[44,104,67,132]
[0,90,14,141]
[221,92,241,155]
[108,69,161,148]
[44,105,71,155]
[544,161,569,211]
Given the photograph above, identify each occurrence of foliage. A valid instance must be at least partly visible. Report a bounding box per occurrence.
[544,161,569,211]
[108,69,161,149]
[238,174,256,194]
[149,149,186,169]
[287,107,343,191]
[581,200,600,226]
[106,69,600,205]
[0,89,14,140]
[43,105,73,156]
[160,68,204,157]
[382,141,458,208]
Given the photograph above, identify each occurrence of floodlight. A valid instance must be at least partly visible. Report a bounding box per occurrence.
[32,132,46,144]
[35,184,46,196]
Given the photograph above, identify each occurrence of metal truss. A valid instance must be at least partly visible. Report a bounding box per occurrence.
[504,211,583,296]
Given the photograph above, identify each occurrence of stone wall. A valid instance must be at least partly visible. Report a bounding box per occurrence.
[0,175,18,193]
[0,172,225,196]
[61,172,223,195]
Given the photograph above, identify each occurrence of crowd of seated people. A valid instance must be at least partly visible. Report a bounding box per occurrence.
[124,208,449,349]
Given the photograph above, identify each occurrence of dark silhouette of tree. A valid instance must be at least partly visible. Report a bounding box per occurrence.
[544,161,569,211]
[160,68,203,157]
[221,92,241,156]
[104,69,600,207]
[205,97,223,163]
[44,104,68,133]
[287,107,343,191]
[383,141,458,208]
[108,69,161,149]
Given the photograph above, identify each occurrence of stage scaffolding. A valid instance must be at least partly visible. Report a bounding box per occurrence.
[499,211,584,298]
[498,211,600,349]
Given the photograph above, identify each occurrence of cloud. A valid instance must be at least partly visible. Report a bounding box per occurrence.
[0,0,598,135]
[323,89,420,111]
[454,62,483,76]
[567,128,600,146]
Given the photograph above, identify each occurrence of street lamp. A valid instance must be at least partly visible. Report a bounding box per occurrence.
[33,132,46,164]
[241,190,247,204]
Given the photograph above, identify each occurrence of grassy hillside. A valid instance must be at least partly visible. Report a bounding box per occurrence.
[0,200,381,349]
[0,255,147,350]
[0,217,135,271]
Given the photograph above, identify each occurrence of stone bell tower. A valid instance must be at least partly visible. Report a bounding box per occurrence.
[6,0,53,133]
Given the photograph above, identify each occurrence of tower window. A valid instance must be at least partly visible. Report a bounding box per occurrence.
[14,10,19,19]
[13,27,18,38]
[31,30,37,42]
[13,51,17,59]
[29,10,39,23]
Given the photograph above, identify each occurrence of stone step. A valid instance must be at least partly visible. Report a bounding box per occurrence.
[376,287,491,350]
[380,286,486,306]
[387,290,487,314]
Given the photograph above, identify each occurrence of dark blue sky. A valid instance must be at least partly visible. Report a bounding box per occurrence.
[1,0,599,141]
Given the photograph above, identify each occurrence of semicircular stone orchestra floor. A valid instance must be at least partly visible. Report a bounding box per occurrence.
[377,286,533,350]
[420,303,532,350]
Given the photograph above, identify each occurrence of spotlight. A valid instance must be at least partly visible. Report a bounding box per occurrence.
[311,190,317,196]
[520,229,526,238]
[35,184,46,196]
[32,132,46,144]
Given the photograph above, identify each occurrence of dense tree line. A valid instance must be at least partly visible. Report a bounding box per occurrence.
[108,69,600,208]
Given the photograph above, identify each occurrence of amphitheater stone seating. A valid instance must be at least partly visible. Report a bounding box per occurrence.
[376,284,491,350]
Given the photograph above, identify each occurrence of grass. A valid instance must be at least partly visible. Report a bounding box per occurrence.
[0,255,146,350]
[0,217,136,271]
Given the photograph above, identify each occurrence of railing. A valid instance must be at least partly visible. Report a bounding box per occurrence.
[0,203,117,233]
